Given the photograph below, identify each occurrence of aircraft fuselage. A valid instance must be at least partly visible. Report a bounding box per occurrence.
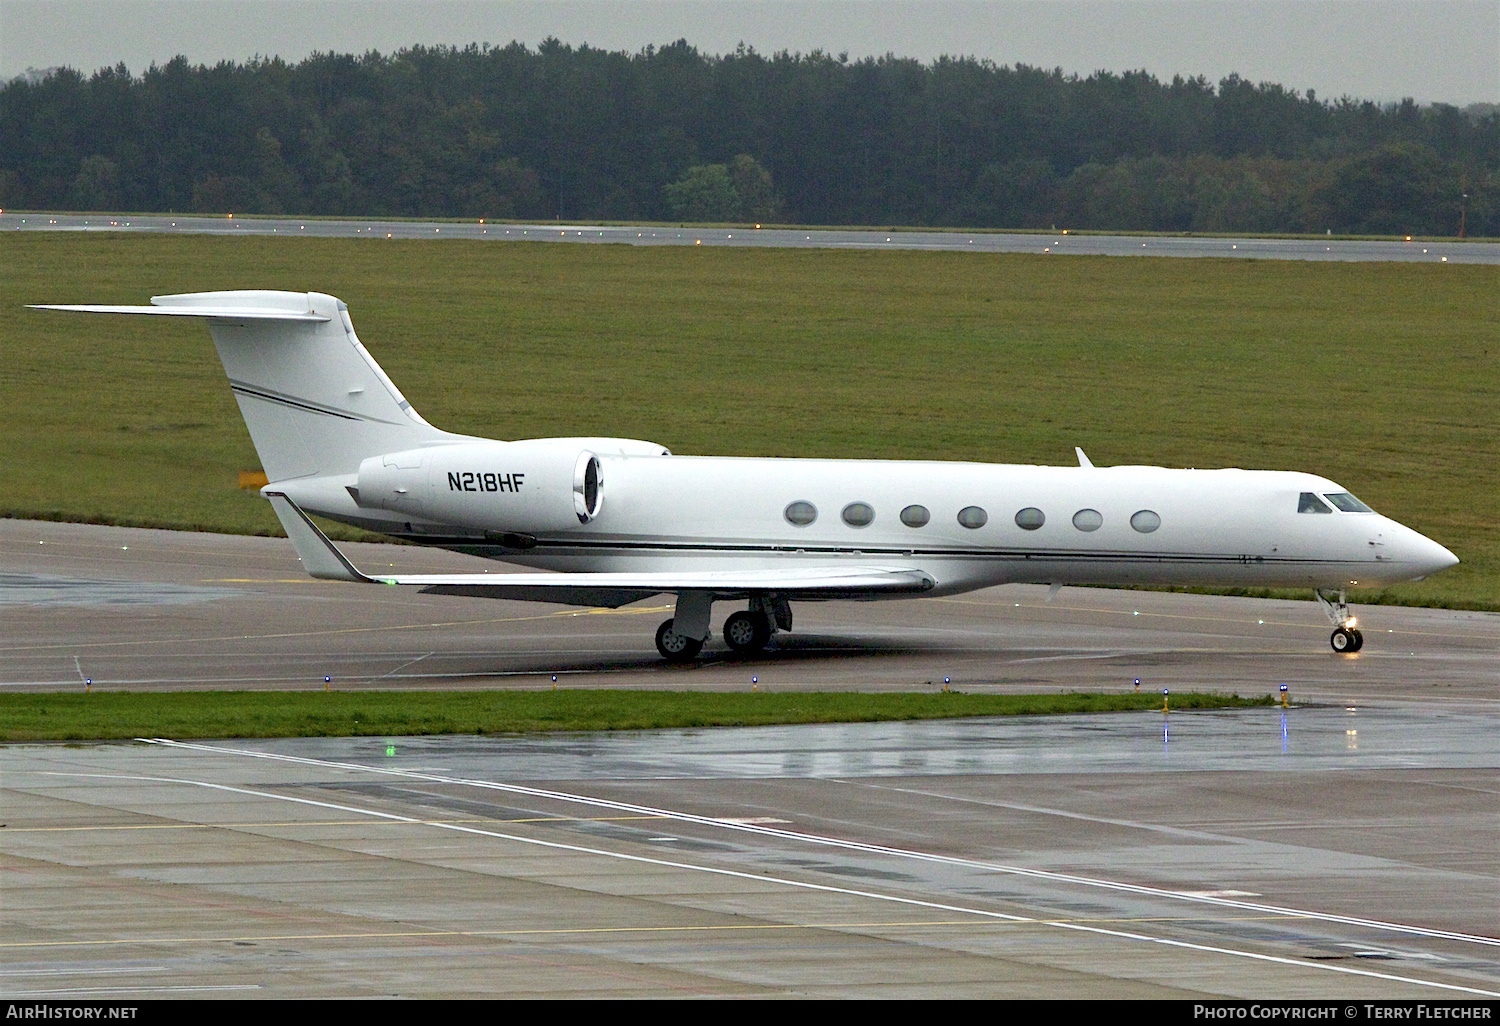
[286,451,1456,596]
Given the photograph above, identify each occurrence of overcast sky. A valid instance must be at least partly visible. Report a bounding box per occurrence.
[2,1,1495,106]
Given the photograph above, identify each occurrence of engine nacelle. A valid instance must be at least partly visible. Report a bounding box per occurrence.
[355,440,606,533]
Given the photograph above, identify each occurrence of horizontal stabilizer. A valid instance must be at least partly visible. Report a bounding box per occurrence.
[29,303,329,322]
[266,492,935,605]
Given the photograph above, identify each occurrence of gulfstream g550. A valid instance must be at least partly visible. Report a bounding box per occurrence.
[35,290,1457,660]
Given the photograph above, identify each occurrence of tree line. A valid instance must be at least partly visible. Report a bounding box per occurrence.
[2,40,1495,235]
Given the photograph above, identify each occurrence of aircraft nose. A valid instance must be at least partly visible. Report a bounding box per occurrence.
[1424,538,1460,574]
[1407,531,1459,578]
[1377,517,1457,579]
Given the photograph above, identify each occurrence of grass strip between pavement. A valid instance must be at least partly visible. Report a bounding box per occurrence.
[0,689,1274,742]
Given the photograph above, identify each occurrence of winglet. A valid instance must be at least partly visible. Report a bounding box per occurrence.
[264,492,376,583]
[1075,447,1094,469]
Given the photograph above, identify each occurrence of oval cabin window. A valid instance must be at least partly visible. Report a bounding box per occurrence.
[957,506,988,529]
[900,504,930,527]
[784,501,817,526]
[1130,510,1161,533]
[1014,507,1045,530]
[1072,508,1103,532]
[842,502,875,527]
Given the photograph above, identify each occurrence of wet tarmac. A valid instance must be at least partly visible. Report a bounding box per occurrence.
[7,211,1495,263]
[3,710,1498,998]
[0,571,239,608]
[3,518,1498,997]
[207,705,1500,779]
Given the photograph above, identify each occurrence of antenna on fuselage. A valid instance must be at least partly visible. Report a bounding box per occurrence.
[1075,447,1094,469]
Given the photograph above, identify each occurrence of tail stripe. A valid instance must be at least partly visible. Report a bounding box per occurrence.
[229,382,363,422]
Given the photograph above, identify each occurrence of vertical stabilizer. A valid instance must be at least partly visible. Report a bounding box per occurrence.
[158,291,450,480]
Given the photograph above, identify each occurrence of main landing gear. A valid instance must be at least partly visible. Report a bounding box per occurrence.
[654,595,792,662]
[1317,588,1364,653]
[723,610,772,653]
[724,596,791,655]
[655,618,704,663]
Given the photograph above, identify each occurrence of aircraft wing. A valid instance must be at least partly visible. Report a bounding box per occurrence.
[266,492,935,607]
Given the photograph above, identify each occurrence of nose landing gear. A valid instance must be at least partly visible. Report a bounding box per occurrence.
[1330,626,1363,652]
[1317,588,1364,652]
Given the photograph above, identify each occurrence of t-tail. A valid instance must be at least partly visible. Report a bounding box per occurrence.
[98,291,450,480]
[30,290,660,539]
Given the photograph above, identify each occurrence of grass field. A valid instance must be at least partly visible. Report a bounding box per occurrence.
[0,689,1271,742]
[3,233,1496,606]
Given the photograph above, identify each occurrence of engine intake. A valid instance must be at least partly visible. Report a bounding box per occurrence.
[574,451,602,522]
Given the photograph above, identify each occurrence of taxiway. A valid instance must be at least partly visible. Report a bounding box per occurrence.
[2,519,1497,998]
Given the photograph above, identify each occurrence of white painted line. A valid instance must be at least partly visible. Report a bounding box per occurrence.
[145,738,1500,952]
[0,985,261,996]
[59,761,1500,997]
[1179,890,1262,899]
[0,966,169,977]
[715,817,792,825]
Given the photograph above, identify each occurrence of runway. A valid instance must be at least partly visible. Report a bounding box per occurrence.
[7,211,1495,263]
[3,518,1499,997]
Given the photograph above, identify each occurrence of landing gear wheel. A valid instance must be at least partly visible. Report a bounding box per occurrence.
[1317,590,1363,653]
[655,618,703,663]
[723,610,772,653]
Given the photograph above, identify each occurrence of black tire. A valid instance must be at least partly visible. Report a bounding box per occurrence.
[655,618,703,663]
[1330,627,1354,653]
[724,610,772,653]
[1349,628,1364,652]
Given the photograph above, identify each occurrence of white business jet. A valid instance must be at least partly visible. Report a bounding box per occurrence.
[35,290,1457,661]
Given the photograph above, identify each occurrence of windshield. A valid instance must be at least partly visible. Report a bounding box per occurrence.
[1324,492,1373,513]
[1298,492,1333,514]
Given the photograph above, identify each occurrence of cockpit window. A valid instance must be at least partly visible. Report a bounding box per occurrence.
[1324,492,1373,513]
[1298,492,1333,514]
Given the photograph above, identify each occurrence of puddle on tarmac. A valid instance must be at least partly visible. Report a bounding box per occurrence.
[0,572,241,607]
